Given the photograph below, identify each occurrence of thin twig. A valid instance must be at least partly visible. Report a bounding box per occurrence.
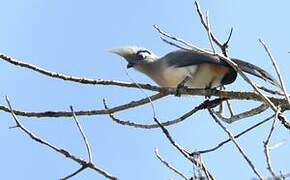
[205,11,216,54]
[194,114,274,155]
[226,100,235,117]
[256,84,284,96]
[259,39,290,106]
[0,92,167,118]
[61,166,87,180]
[153,116,214,180]
[208,109,264,180]
[70,106,93,163]
[193,0,278,114]
[153,25,205,52]
[155,149,189,180]
[5,97,116,180]
[263,108,280,179]
[160,37,194,51]
[121,64,157,118]
[192,154,212,180]
[194,1,223,48]
[214,103,269,123]
[103,98,226,129]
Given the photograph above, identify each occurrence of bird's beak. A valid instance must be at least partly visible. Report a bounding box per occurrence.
[109,47,135,68]
[126,63,134,68]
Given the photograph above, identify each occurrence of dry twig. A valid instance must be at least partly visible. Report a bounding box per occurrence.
[70,106,93,163]
[155,149,189,180]
[208,109,264,180]
[194,114,274,154]
[263,108,280,179]
[5,97,116,180]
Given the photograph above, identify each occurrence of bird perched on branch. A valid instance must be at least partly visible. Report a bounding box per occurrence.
[109,46,281,90]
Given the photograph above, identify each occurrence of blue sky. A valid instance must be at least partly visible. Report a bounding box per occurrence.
[1,0,290,179]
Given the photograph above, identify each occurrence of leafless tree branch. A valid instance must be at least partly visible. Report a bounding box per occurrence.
[103,98,226,129]
[208,109,264,180]
[214,103,269,123]
[61,166,87,180]
[263,108,280,179]
[153,116,214,180]
[259,39,290,106]
[194,114,274,155]
[5,97,116,180]
[0,92,167,117]
[155,149,189,180]
[0,89,289,119]
[70,106,93,163]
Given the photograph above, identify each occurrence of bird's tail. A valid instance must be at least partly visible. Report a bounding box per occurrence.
[232,58,281,88]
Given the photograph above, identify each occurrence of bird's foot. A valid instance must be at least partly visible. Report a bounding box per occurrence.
[175,77,190,97]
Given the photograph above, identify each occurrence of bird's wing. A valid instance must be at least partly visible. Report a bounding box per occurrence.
[163,50,281,88]
[164,50,229,67]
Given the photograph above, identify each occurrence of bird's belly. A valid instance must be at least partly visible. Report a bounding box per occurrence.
[158,67,190,87]
[155,64,228,89]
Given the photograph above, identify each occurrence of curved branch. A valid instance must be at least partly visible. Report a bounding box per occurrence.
[0,89,289,118]
[6,97,117,180]
[0,53,160,91]
[0,92,167,117]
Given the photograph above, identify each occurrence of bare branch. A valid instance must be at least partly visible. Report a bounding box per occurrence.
[155,149,189,180]
[205,11,216,54]
[5,97,117,180]
[214,103,269,123]
[208,109,264,180]
[194,1,223,49]
[193,1,279,114]
[0,92,167,118]
[0,89,288,119]
[103,98,225,129]
[61,166,87,180]
[277,114,290,130]
[70,106,93,163]
[0,52,162,91]
[153,116,214,180]
[153,25,204,52]
[263,108,280,179]
[257,84,284,96]
[194,114,274,155]
[225,99,235,117]
[259,39,290,106]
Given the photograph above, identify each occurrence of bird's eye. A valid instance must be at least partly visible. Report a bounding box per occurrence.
[136,50,151,61]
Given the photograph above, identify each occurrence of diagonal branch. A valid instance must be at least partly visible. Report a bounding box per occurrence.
[61,166,87,180]
[155,149,189,180]
[103,98,226,129]
[263,108,280,179]
[0,52,161,91]
[70,106,93,163]
[259,39,290,106]
[0,92,167,117]
[5,97,116,180]
[194,114,275,155]
[214,103,269,123]
[153,116,214,180]
[208,109,264,180]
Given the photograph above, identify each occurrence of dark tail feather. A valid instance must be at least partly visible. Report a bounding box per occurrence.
[232,58,281,88]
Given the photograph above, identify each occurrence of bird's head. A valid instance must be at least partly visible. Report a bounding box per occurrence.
[109,46,159,69]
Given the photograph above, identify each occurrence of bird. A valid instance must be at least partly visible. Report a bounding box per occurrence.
[109,46,280,90]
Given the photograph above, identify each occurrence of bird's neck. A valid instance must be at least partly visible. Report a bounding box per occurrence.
[134,61,163,84]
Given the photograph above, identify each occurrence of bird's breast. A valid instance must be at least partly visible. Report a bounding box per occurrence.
[156,64,231,89]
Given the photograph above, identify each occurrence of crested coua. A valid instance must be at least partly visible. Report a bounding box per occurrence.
[109,46,280,89]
